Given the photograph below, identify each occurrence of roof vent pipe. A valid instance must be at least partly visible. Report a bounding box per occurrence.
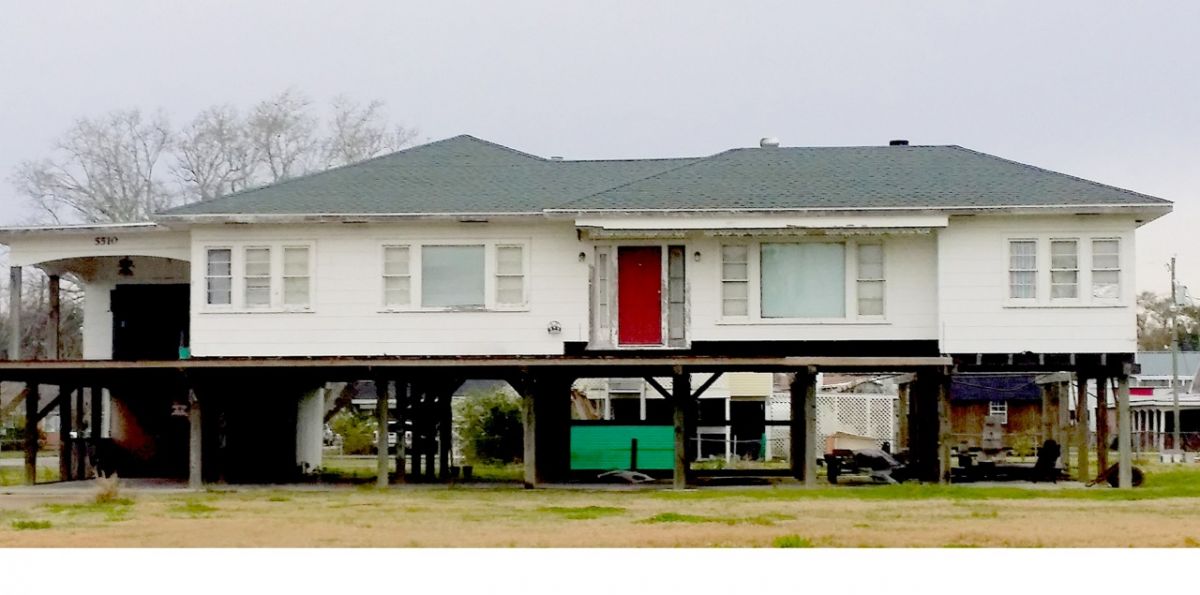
[760,137,780,148]
[889,139,909,146]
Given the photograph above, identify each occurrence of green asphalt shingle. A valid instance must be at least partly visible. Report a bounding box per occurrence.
[158,135,1169,217]
[160,135,696,216]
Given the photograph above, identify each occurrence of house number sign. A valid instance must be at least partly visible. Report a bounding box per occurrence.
[94,236,119,246]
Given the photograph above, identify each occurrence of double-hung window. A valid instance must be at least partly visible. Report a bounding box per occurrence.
[856,243,885,316]
[382,246,412,307]
[1050,240,1079,299]
[760,243,845,318]
[282,247,311,307]
[1092,239,1120,299]
[243,247,272,308]
[1008,240,1037,299]
[205,248,232,306]
[203,243,314,310]
[495,245,525,307]
[382,243,528,311]
[720,245,749,317]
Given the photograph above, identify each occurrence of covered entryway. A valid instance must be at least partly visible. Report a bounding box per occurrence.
[112,284,189,361]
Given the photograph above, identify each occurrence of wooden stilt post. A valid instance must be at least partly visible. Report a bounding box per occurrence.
[423,389,436,482]
[897,382,910,450]
[8,266,21,360]
[188,389,202,490]
[672,369,691,490]
[47,274,60,360]
[59,386,72,481]
[90,386,103,478]
[937,371,952,484]
[521,376,538,488]
[1117,370,1132,489]
[394,380,407,483]
[439,386,452,481]
[376,379,390,487]
[411,385,423,479]
[1096,376,1109,473]
[1058,381,1071,475]
[24,383,38,485]
[1076,373,1089,481]
[74,388,85,480]
[789,368,817,486]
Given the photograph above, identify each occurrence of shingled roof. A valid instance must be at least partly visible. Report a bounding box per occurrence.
[157,135,1170,218]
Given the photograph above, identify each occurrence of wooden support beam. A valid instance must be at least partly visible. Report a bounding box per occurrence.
[423,388,436,482]
[36,394,63,422]
[394,380,407,483]
[691,372,723,400]
[376,378,390,488]
[47,275,60,360]
[1117,372,1132,489]
[8,266,20,361]
[410,386,422,479]
[789,369,817,486]
[24,383,38,485]
[1096,376,1109,473]
[521,376,537,488]
[672,371,692,490]
[1075,374,1090,481]
[188,390,202,490]
[644,376,671,400]
[59,385,72,482]
[897,382,910,450]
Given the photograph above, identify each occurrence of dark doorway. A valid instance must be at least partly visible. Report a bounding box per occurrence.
[111,284,189,361]
[730,400,766,460]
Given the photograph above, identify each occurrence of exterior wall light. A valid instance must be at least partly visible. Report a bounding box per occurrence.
[693,251,702,262]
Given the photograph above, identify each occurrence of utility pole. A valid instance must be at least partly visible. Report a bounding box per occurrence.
[1170,256,1182,457]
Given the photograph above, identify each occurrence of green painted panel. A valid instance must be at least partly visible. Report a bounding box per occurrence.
[570,425,674,471]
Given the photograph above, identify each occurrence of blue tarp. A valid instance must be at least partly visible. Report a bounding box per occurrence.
[950,374,1041,402]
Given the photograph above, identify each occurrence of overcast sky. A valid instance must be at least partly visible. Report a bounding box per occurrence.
[0,2,1196,293]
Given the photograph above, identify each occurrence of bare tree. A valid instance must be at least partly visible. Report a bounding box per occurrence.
[245,89,319,183]
[323,96,418,168]
[10,109,175,224]
[173,105,258,202]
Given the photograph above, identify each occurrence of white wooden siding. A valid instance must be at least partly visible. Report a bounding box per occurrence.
[684,233,940,342]
[937,214,1138,354]
[188,221,588,356]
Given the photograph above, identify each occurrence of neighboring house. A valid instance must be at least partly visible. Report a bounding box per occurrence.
[1133,351,1199,393]
[0,134,1172,484]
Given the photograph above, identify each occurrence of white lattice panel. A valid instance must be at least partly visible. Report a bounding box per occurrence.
[765,392,897,461]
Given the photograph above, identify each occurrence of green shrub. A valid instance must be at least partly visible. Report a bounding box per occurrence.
[455,389,523,464]
[330,410,377,455]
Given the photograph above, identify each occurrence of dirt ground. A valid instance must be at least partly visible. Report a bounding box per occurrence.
[2,482,1200,547]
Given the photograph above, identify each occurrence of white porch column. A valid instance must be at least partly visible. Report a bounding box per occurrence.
[8,266,20,360]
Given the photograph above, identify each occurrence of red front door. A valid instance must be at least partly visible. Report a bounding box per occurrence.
[617,247,663,345]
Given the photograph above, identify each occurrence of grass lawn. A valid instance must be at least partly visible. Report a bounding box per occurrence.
[0,462,1198,547]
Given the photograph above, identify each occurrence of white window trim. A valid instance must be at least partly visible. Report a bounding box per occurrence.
[989,401,1008,425]
[855,241,886,318]
[494,244,530,310]
[1003,235,1127,309]
[1091,237,1122,304]
[198,241,316,313]
[242,245,273,310]
[379,239,531,313]
[281,245,314,310]
[204,246,234,309]
[1048,238,1081,303]
[1007,238,1039,303]
[381,244,414,309]
[716,238,889,325]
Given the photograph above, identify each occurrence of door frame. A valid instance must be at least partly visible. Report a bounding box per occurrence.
[591,241,686,350]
